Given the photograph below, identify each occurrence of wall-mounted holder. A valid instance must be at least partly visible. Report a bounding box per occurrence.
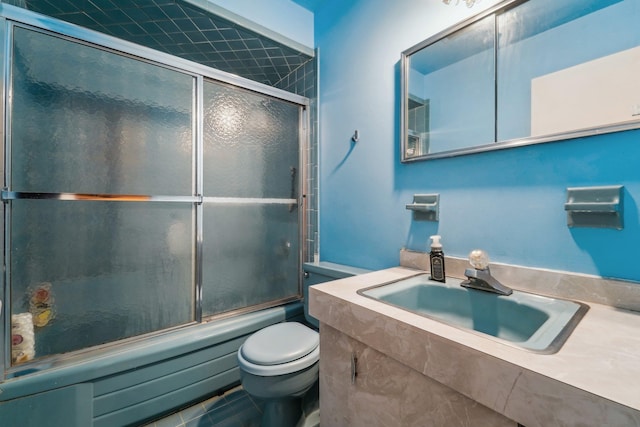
[406,194,439,221]
[351,130,359,142]
[564,185,623,229]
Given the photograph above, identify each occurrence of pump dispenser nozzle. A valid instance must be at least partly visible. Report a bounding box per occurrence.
[430,235,442,250]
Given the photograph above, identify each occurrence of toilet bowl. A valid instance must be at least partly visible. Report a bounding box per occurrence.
[238,322,319,427]
[237,262,370,427]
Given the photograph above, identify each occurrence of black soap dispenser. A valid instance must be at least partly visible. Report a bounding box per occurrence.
[429,235,446,283]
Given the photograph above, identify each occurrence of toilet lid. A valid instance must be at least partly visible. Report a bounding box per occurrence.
[240,322,319,366]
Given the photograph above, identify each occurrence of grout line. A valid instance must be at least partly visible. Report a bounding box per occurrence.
[245,393,264,414]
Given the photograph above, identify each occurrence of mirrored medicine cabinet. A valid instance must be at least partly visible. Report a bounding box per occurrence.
[401,0,640,161]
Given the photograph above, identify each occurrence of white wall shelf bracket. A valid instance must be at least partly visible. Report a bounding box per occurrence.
[406,194,439,221]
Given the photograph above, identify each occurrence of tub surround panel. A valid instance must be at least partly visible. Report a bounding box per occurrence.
[400,249,640,312]
[0,384,93,427]
[310,268,640,426]
[319,324,516,427]
[0,304,304,427]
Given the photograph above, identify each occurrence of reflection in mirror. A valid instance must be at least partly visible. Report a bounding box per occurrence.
[497,0,637,140]
[401,0,640,161]
[404,15,495,159]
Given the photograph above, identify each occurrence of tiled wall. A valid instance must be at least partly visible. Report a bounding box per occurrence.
[275,54,319,262]
[7,0,312,87]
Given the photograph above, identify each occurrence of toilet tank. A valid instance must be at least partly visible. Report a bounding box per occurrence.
[302,262,371,328]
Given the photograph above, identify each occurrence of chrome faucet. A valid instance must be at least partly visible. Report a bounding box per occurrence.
[460,250,512,296]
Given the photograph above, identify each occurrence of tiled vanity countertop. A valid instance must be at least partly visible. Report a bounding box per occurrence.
[309,267,640,427]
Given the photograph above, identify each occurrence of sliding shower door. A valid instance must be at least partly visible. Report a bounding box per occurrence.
[2,11,308,371]
[6,26,197,363]
[201,81,301,317]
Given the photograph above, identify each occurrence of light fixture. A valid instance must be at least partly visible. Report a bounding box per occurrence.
[442,0,480,7]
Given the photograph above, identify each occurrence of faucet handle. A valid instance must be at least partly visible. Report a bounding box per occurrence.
[468,249,490,270]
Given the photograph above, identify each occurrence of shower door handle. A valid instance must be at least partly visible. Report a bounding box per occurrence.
[289,166,297,212]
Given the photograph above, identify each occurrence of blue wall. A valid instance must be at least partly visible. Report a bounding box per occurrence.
[315,0,640,282]
[208,0,314,48]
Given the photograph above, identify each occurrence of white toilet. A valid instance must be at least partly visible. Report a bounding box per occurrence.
[237,262,369,427]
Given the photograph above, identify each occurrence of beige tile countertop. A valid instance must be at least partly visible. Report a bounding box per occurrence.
[309,266,640,427]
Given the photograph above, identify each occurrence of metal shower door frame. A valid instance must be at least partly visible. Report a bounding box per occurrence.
[0,3,309,378]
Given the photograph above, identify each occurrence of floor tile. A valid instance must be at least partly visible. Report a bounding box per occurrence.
[180,402,207,423]
[210,415,242,427]
[184,413,214,427]
[207,399,240,425]
[221,386,245,404]
[152,411,183,427]
[151,386,263,427]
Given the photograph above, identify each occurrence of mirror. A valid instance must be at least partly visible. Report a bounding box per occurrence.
[402,0,640,161]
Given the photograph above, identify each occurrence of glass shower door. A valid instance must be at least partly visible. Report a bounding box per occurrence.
[202,81,301,317]
[6,26,196,364]
[3,16,307,370]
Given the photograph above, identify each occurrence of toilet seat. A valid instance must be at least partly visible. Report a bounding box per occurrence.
[238,322,319,376]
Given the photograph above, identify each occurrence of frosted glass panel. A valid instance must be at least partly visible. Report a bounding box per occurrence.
[5,23,304,366]
[9,200,194,363]
[201,79,302,317]
[203,80,300,198]
[10,27,194,195]
[202,203,299,317]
